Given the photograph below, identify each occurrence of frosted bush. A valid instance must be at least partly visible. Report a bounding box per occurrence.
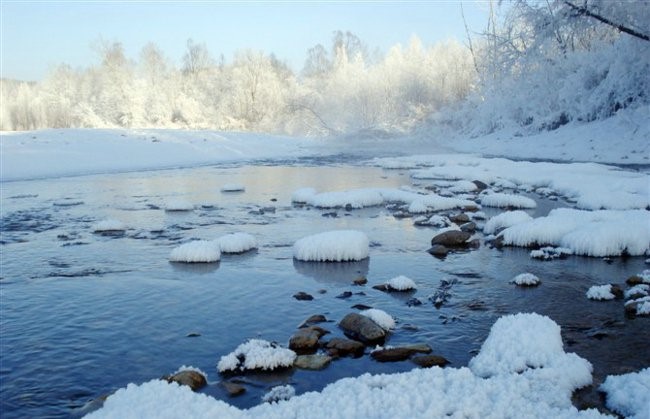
[169,240,221,263]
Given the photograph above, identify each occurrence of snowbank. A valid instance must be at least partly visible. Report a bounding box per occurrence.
[386,275,417,291]
[87,312,608,419]
[499,208,650,257]
[586,285,615,301]
[217,233,258,254]
[360,309,395,330]
[217,339,296,373]
[600,368,650,419]
[92,219,127,232]
[480,193,537,209]
[484,211,533,234]
[169,241,221,263]
[293,230,369,262]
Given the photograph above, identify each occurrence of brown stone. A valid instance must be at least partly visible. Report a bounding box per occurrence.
[166,370,207,391]
[412,355,450,368]
[370,344,432,362]
[289,326,328,352]
[339,313,386,344]
[353,276,368,286]
[431,230,472,247]
[221,381,246,396]
[298,314,327,328]
[626,275,643,286]
[324,338,365,358]
[293,291,314,301]
[294,354,332,370]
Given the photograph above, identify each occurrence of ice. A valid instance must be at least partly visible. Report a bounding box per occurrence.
[92,219,126,232]
[480,192,537,209]
[293,230,369,262]
[291,187,317,204]
[600,368,650,419]
[386,275,417,291]
[511,273,541,286]
[217,339,296,373]
[169,241,221,263]
[221,184,245,192]
[217,233,258,254]
[360,308,395,330]
[87,312,606,419]
[484,210,533,234]
[165,198,194,211]
[586,285,615,301]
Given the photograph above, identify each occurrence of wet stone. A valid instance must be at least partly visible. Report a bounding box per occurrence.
[166,370,207,391]
[352,276,368,286]
[411,354,450,368]
[221,381,246,396]
[289,326,329,353]
[351,304,373,310]
[298,314,327,328]
[294,354,332,370]
[339,313,386,344]
[427,245,449,257]
[626,275,643,285]
[324,338,365,358]
[406,297,423,307]
[431,230,472,247]
[293,292,314,301]
[449,213,470,224]
[336,291,353,299]
[370,344,432,362]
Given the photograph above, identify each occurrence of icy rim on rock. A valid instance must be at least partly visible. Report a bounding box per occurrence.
[85,313,648,419]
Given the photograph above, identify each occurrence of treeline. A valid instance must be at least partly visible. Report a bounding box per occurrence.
[0,32,473,135]
[2,1,649,137]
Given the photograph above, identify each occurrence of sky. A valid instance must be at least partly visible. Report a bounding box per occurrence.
[1,1,491,81]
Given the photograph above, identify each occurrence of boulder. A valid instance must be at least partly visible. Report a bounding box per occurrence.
[610,284,624,299]
[449,213,470,224]
[324,338,365,358]
[166,370,207,391]
[427,244,449,257]
[370,343,432,362]
[294,354,332,370]
[336,291,353,299]
[411,354,450,368]
[459,222,477,233]
[289,326,328,353]
[293,291,314,301]
[339,313,386,344]
[298,314,327,328]
[431,230,472,247]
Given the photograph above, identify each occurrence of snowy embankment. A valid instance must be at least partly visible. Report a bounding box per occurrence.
[86,313,648,419]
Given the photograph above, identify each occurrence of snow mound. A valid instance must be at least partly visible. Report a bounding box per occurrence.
[293,230,369,262]
[480,193,537,209]
[291,187,317,203]
[530,247,573,260]
[448,180,478,193]
[165,198,194,211]
[360,309,395,330]
[386,275,417,291]
[217,339,296,373]
[169,241,221,263]
[261,385,295,403]
[484,211,533,234]
[217,233,258,254]
[625,285,649,299]
[221,184,245,192]
[639,269,650,284]
[586,285,615,301]
[499,208,650,257]
[92,219,127,232]
[407,194,476,214]
[600,368,650,419]
[511,273,541,286]
[87,312,604,419]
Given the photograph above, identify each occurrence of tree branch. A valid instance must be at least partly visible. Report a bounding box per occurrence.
[563,1,650,42]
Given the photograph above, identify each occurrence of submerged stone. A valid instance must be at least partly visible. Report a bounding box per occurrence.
[339,313,386,344]
[294,354,332,370]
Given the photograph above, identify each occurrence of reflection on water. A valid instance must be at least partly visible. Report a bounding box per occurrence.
[0,162,648,418]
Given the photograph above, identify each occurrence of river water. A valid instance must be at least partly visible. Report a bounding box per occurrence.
[1,160,648,418]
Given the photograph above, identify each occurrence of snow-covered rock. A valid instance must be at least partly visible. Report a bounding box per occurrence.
[484,211,533,234]
[360,309,395,331]
[600,367,650,419]
[165,198,194,211]
[586,285,615,301]
[511,273,541,286]
[480,192,537,209]
[293,230,369,262]
[386,275,417,291]
[92,219,127,232]
[261,385,295,403]
[217,339,296,373]
[217,233,258,254]
[169,241,221,263]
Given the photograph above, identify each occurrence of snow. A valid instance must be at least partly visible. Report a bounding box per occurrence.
[360,309,395,330]
[293,230,369,262]
[530,247,573,260]
[639,269,650,284]
[637,300,650,315]
[586,285,615,301]
[480,192,537,209]
[484,210,533,234]
[511,273,541,286]
[217,233,258,254]
[92,219,127,232]
[386,275,417,291]
[217,339,296,373]
[221,184,245,193]
[261,385,295,403]
[291,187,317,204]
[600,368,650,419]
[173,365,208,381]
[624,284,649,299]
[165,198,194,212]
[87,312,609,419]
[499,208,650,257]
[169,241,221,263]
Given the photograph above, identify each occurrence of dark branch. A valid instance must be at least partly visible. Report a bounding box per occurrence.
[563,1,650,41]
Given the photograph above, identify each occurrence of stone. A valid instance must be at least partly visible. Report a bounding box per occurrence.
[298,314,327,328]
[294,354,332,370]
[293,291,314,301]
[336,291,353,299]
[353,276,368,286]
[459,222,477,233]
[289,326,328,353]
[411,354,450,368]
[166,370,207,391]
[449,213,470,224]
[221,381,246,396]
[626,275,643,286]
[339,313,386,344]
[472,180,488,191]
[324,338,365,358]
[370,344,432,362]
[610,284,624,299]
[351,303,373,310]
[431,230,471,247]
[372,284,390,292]
[427,245,448,257]
[406,297,423,307]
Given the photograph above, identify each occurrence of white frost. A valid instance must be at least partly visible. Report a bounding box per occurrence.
[386,275,417,291]
[92,219,127,232]
[360,309,395,330]
[217,233,258,254]
[261,385,295,403]
[165,198,194,211]
[586,285,615,301]
[600,368,650,419]
[217,339,296,373]
[169,241,221,263]
[293,230,369,262]
[511,273,541,286]
[484,210,533,234]
[480,192,537,209]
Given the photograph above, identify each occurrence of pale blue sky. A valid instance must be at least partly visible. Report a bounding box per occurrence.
[1,1,490,81]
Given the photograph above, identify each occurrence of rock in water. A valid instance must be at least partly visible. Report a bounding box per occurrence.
[221,381,246,396]
[294,354,332,370]
[370,344,432,362]
[293,291,314,301]
[324,338,365,358]
[427,244,449,257]
[412,354,450,368]
[166,370,207,391]
[339,313,386,344]
[289,326,328,353]
[431,230,472,247]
